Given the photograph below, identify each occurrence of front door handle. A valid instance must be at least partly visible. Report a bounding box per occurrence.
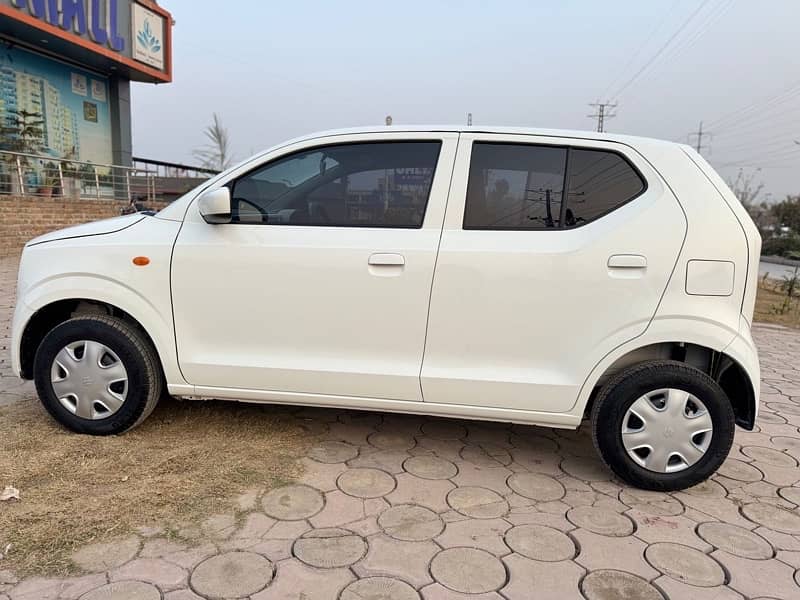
[608,254,647,269]
[369,253,405,266]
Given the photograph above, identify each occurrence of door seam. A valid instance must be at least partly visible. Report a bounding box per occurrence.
[418,133,461,401]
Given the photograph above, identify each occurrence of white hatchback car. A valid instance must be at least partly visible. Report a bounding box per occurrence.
[12,126,761,490]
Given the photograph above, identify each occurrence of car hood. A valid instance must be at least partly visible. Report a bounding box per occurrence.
[26,213,147,247]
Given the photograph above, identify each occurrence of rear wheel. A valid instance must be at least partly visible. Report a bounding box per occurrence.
[33,315,162,435]
[591,360,735,491]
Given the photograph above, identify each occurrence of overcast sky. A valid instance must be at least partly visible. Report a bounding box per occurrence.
[130,0,800,200]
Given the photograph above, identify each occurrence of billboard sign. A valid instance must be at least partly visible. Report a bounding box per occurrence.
[132,2,165,69]
[0,0,172,82]
[0,45,112,177]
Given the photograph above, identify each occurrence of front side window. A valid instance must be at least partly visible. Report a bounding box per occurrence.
[230,141,441,227]
[463,142,645,230]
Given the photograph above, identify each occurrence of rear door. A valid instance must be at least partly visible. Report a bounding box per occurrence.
[421,133,686,413]
[171,132,458,401]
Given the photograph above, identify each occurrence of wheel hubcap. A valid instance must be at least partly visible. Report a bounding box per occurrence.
[50,340,128,420]
[621,388,713,473]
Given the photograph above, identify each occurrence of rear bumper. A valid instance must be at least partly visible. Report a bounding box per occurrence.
[723,316,761,426]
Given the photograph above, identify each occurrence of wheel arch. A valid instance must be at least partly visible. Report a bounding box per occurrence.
[16,278,184,386]
[582,339,757,430]
[19,298,160,380]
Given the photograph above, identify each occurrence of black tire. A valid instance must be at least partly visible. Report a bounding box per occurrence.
[33,315,163,435]
[591,360,735,491]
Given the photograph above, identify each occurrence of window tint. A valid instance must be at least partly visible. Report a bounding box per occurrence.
[230,142,440,227]
[464,143,567,229]
[463,143,646,230]
[565,149,645,227]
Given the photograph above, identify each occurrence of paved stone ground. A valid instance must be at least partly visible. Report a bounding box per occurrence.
[2,253,800,599]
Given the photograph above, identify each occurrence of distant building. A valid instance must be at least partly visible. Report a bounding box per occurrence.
[1,0,174,166]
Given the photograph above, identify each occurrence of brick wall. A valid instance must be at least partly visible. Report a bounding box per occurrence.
[0,196,170,258]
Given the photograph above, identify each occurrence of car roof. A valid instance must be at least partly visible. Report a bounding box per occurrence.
[288,125,686,151]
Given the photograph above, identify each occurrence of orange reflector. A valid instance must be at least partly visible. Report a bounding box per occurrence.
[132,256,150,266]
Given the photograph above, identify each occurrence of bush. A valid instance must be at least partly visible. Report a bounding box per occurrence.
[762,235,800,258]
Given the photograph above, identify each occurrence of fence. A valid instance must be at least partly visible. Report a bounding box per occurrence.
[0,151,218,204]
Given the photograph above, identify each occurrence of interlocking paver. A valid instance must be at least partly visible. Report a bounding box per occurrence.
[573,529,660,580]
[337,468,395,498]
[2,250,800,600]
[712,551,800,598]
[378,505,444,541]
[190,551,272,598]
[353,535,438,588]
[309,490,364,528]
[430,547,506,594]
[261,485,325,521]
[340,577,420,600]
[446,486,508,519]
[109,558,187,590]
[503,553,584,600]
[250,558,353,600]
[696,522,773,559]
[566,505,634,536]
[436,518,511,556]
[628,510,711,551]
[645,543,725,587]
[580,570,663,600]
[292,528,366,568]
[386,473,454,512]
[504,524,575,561]
[79,581,161,600]
[71,536,140,572]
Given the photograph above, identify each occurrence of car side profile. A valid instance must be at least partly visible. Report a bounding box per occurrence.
[11,126,761,490]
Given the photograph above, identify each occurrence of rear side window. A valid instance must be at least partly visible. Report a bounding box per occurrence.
[565,149,645,228]
[464,142,645,230]
[463,144,567,229]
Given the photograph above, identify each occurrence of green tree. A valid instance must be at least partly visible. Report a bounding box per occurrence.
[772,196,800,233]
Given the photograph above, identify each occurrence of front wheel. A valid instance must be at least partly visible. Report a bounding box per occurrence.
[591,360,735,491]
[33,315,163,435]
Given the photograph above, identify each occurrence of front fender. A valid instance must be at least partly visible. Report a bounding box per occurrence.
[11,216,184,385]
[16,274,184,386]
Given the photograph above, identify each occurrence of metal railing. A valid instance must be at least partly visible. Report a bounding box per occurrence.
[0,150,156,202]
[0,151,216,203]
[132,156,220,178]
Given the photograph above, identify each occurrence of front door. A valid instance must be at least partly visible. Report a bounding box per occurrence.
[421,134,686,413]
[171,133,457,401]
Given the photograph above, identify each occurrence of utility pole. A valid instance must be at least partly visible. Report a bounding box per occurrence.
[688,121,712,155]
[588,101,617,133]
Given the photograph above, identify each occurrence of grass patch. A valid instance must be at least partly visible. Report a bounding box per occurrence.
[755,277,800,329]
[0,397,310,576]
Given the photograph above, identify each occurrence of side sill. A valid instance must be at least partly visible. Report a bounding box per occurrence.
[167,384,582,429]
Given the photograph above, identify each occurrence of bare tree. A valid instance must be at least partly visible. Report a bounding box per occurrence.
[728,168,775,234]
[728,168,764,205]
[193,113,232,171]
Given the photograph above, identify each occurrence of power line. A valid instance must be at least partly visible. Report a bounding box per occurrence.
[599,0,679,100]
[588,101,617,133]
[607,0,712,100]
[705,80,800,131]
[620,0,735,102]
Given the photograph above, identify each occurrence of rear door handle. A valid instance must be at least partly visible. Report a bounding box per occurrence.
[369,253,405,266]
[608,254,647,269]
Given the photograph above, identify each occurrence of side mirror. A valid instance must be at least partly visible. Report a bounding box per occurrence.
[198,188,232,224]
